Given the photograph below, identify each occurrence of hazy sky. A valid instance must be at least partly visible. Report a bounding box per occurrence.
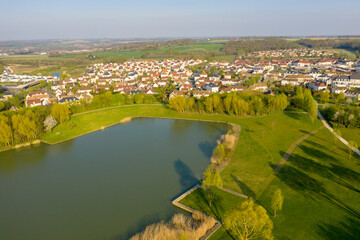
[1,0,359,41]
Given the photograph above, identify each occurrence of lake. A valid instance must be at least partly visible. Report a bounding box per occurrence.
[0,118,227,240]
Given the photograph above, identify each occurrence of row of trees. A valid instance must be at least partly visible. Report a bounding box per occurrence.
[223,39,302,55]
[321,105,360,128]
[297,38,360,55]
[169,92,288,116]
[0,103,70,148]
[70,92,156,114]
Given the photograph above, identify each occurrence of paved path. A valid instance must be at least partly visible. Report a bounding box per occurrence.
[316,101,360,156]
[219,187,248,198]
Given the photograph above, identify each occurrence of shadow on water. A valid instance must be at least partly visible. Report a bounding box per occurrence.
[198,141,216,158]
[231,174,256,199]
[170,119,193,134]
[57,139,74,151]
[270,163,360,218]
[174,159,200,190]
[0,143,48,173]
[316,216,360,240]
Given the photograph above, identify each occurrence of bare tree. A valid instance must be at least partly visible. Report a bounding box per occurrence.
[44,115,57,133]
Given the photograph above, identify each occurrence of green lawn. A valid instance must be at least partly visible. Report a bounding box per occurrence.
[257,128,360,240]
[179,188,246,221]
[336,127,360,148]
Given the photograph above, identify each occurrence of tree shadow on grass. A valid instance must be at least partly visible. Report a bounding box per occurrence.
[304,139,324,149]
[316,216,360,240]
[270,163,360,218]
[329,163,360,184]
[298,145,339,162]
[230,174,256,199]
[299,129,310,135]
[284,112,304,120]
[195,188,223,220]
[304,139,345,158]
[288,153,360,194]
[174,159,200,190]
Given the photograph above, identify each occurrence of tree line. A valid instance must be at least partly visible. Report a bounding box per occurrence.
[169,92,288,116]
[321,105,360,128]
[70,92,156,114]
[0,103,70,149]
[222,39,302,55]
[297,38,360,55]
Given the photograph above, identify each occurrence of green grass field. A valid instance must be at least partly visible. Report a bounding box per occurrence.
[49,40,228,60]
[0,54,49,60]
[336,127,360,148]
[42,104,360,240]
[257,128,360,240]
[2,40,231,76]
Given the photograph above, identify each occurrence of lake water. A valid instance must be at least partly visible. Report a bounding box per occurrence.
[0,118,227,240]
[51,72,61,78]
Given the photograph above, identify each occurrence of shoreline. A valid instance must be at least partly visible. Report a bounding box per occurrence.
[42,115,235,146]
[1,112,236,152]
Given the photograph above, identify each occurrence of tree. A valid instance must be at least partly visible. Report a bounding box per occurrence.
[51,103,71,123]
[0,117,13,147]
[271,189,283,218]
[0,101,5,111]
[337,92,345,102]
[44,115,58,132]
[212,94,223,113]
[12,114,37,141]
[185,97,195,112]
[133,94,144,104]
[345,98,352,105]
[204,97,214,113]
[169,95,186,113]
[60,73,69,79]
[320,90,329,103]
[212,144,226,165]
[224,94,233,114]
[293,87,304,109]
[202,165,223,208]
[223,200,273,240]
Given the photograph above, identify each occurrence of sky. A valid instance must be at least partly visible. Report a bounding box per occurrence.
[0,0,359,41]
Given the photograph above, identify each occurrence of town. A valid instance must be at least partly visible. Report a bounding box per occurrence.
[1,54,360,109]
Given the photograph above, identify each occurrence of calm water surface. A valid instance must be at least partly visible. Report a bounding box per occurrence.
[0,118,227,240]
